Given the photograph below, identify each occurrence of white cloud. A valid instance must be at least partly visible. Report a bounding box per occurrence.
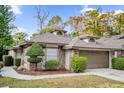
[12,27,27,34]
[80,5,94,14]
[114,9,124,15]
[16,27,27,32]
[10,5,22,15]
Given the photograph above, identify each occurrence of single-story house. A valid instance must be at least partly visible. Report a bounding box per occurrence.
[8,29,124,70]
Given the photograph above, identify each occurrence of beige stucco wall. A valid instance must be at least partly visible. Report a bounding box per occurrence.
[8,50,16,58]
[65,50,75,70]
[111,50,122,58]
[109,51,112,68]
[9,48,23,58]
[21,47,29,70]
[16,49,22,58]
[58,48,65,69]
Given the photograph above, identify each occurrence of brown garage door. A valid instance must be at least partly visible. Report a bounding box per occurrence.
[79,50,109,69]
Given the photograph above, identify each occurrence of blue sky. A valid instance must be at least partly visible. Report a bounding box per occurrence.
[11,5,124,38]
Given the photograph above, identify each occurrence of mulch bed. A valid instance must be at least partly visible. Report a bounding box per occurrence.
[14,68,71,76]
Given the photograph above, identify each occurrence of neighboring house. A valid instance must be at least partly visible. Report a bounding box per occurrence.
[8,30,124,70]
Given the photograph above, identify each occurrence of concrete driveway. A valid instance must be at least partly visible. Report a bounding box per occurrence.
[85,68,124,83]
[1,67,124,83]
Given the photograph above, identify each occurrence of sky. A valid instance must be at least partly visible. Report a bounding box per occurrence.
[11,5,124,38]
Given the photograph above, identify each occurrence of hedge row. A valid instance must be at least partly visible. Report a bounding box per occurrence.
[2,55,21,67]
[112,57,124,70]
[15,58,21,67]
[3,55,13,66]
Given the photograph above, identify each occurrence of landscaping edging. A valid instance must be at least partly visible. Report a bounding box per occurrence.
[14,68,71,76]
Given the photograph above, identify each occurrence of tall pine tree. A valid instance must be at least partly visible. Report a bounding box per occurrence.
[0,5,15,60]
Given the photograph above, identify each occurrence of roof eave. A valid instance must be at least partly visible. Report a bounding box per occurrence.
[64,45,122,50]
[72,46,122,50]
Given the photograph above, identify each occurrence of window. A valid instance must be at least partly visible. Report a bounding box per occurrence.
[46,48,58,61]
[16,49,22,58]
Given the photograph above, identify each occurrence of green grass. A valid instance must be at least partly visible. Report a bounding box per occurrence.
[0,75,124,88]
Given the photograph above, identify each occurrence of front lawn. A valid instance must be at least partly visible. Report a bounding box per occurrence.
[0,75,124,88]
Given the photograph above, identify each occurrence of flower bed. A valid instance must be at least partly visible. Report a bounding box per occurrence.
[14,68,70,76]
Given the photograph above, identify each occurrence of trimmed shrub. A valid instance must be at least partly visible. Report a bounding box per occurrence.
[71,55,87,73]
[112,57,124,70]
[45,60,59,70]
[3,55,13,66]
[27,58,42,63]
[15,58,21,67]
[0,62,4,71]
[26,43,44,71]
[26,43,44,58]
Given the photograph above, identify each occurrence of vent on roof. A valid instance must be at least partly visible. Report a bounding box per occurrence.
[50,29,66,36]
[89,38,95,42]
[80,38,95,43]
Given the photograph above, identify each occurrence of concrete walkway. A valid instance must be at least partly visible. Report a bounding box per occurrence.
[1,67,124,83]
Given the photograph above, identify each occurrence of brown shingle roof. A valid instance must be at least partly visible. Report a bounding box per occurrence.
[30,32,71,45]
[64,35,123,50]
[96,34,124,49]
[9,33,124,51]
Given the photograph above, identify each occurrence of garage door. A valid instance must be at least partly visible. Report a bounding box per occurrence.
[79,50,109,69]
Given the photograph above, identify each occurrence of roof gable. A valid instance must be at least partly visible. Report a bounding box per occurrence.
[30,33,71,45]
